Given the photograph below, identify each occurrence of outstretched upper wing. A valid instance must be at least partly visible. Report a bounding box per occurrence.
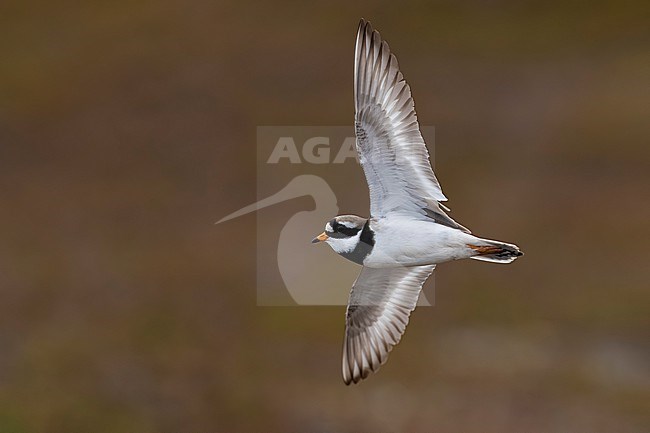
[355,19,469,232]
[342,264,435,385]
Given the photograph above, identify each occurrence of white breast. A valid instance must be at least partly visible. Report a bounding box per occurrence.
[363,217,477,267]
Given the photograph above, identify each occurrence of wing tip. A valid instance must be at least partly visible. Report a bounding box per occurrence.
[356,18,382,47]
[342,348,389,385]
[357,19,371,45]
[342,330,394,385]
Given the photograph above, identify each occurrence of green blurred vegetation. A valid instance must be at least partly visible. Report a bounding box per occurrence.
[0,0,648,432]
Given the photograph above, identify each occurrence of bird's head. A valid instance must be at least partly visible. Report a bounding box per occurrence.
[311,215,368,254]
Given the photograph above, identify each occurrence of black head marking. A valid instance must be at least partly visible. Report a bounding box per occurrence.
[328,218,361,238]
[338,219,375,265]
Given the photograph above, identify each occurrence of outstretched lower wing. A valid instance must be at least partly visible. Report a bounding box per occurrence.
[342,264,435,385]
[355,19,469,233]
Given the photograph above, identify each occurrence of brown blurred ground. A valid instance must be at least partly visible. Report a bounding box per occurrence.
[0,1,648,432]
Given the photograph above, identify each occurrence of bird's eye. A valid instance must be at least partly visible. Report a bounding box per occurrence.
[337,225,358,237]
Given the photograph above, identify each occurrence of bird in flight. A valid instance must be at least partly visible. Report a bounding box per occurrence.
[312,19,523,385]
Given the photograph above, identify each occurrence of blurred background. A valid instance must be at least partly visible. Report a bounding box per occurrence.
[1,0,648,432]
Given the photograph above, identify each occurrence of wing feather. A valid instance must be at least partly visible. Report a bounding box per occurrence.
[342,264,435,385]
[354,19,470,233]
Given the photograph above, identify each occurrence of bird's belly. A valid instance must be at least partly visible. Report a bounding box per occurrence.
[363,219,474,267]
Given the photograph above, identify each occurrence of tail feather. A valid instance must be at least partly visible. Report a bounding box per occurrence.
[468,240,523,264]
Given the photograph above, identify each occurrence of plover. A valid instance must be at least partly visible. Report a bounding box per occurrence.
[312,19,523,385]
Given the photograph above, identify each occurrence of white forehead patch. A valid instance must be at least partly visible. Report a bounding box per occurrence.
[325,222,333,232]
